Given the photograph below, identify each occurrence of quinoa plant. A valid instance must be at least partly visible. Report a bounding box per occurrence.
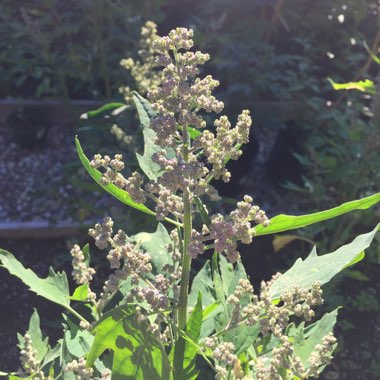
[1,27,380,380]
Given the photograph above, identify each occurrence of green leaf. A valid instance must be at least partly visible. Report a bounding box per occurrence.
[188,260,215,307]
[136,127,164,180]
[87,305,172,379]
[254,193,380,236]
[133,92,176,181]
[62,316,106,372]
[327,77,376,94]
[289,308,339,369]
[82,243,91,266]
[0,249,70,308]
[184,293,203,366]
[133,92,156,129]
[18,309,49,363]
[187,126,201,139]
[226,324,260,356]
[269,224,379,300]
[134,223,172,274]
[71,284,89,302]
[172,294,203,380]
[80,102,126,119]
[75,137,155,217]
[200,302,222,339]
[212,253,226,303]
[133,92,200,140]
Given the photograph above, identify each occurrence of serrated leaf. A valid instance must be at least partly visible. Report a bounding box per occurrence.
[289,308,339,369]
[269,224,379,300]
[0,249,70,308]
[134,223,172,274]
[87,305,172,379]
[254,193,380,236]
[75,137,155,217]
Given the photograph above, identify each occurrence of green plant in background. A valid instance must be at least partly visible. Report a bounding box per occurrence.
[0,0,164,100]
[1,27,380,380]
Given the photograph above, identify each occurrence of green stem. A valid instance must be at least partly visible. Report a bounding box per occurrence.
[178,124,192,332]
[64,305,89,325]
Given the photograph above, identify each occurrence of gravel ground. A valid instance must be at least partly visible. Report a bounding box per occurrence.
[0,123,76,222]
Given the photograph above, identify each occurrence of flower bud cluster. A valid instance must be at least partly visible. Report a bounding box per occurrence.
[70,244,96,285]
[306,333,337,377]
[90,155,147,204]
[212,341,238,368]
[195,111,252,181]
[256,336,294,380]
[242,278,324,337]
[88,216,114,250]
[134,273,170,310]
[88,217,153,311]
[19,333,40,375]
[65,357,93,380]
[193,196,269,262]
[221,274,325,346]
[120,21,162,105]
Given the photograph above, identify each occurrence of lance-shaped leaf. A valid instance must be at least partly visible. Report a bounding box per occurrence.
[253,193,380,236]
[76,137,181,227]
[172,294,203,380]
[75,137,155,217]
[87,305,172,379]
[269,224,379,300]
[80,102,126,119]
[288,308,339,369]
[134,223,172,274]
[0,249,70,309]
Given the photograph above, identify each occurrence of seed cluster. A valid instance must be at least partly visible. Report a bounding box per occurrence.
[70,244,96,286]
[19,333,42,376]
[120,21,161,105]
[204,277,333,379]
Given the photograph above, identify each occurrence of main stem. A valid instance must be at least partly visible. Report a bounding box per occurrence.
[178,124,192,332]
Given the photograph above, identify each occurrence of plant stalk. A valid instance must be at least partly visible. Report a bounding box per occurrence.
[178,124,192,332]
